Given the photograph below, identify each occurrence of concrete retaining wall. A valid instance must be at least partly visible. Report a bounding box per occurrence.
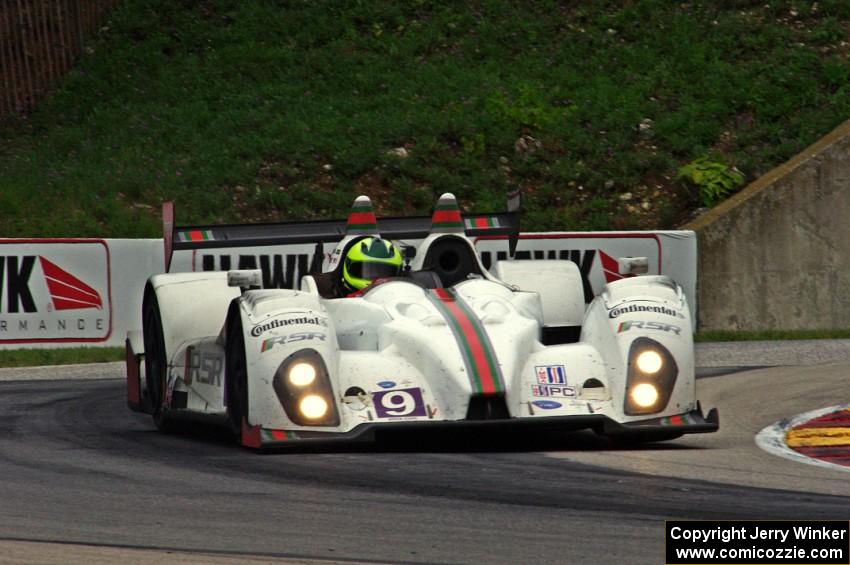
[685,118,850,330]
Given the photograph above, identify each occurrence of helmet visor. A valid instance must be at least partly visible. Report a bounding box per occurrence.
[347,261,399,280]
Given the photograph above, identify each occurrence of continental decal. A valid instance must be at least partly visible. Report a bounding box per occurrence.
[251,315,328,337]
[608,304,684,319]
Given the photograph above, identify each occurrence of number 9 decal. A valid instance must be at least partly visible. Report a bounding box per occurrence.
[373,387,426,418]
[381,391,415,416]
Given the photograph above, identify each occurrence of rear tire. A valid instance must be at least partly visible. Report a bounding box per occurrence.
[142,291,173,432]
[225,302,249,440]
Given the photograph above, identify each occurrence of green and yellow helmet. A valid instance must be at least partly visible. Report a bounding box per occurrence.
[342,237,402,292]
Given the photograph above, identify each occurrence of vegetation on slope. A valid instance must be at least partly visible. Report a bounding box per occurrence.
[1,0,849,236]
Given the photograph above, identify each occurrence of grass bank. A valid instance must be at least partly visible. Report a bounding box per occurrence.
[2,0,850,236]
[0,347,124,368]
[695,329,850,342]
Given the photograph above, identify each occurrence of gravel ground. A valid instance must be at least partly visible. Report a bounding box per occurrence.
[696,339,850,368]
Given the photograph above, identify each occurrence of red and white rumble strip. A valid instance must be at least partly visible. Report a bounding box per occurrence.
[755,403,850,473]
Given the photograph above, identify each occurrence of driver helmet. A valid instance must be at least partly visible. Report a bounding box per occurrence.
[342,237,402,292]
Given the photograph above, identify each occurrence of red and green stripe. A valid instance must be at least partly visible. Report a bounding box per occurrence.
[465,216,501,229]
[431,195,463,230]
[660,413,693,426]
[427,288,504,395]
[432,206,462,228]
[347,202,377,232]
[178,229,214,242]
[242,422,298,447]
[262,428,296,442]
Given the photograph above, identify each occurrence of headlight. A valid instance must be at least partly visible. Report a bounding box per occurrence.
[635,350,662,374]
[288,362,316,386]
[624,337,678,415]
[272,349,339,427]
[630,383,658,407]
[299,394,328,419]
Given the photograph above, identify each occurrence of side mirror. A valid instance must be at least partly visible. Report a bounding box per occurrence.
[227,270,263,289]
[618,257,649,276]
[400,245,416,272]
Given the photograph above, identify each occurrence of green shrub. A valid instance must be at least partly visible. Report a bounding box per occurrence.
[676,156,746,207]
[484,82,568,131]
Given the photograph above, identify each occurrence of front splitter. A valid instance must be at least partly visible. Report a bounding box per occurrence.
[241,404,719,449]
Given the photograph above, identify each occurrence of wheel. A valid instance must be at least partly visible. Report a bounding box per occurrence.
[225,302,249,440]
[142,291,173,432]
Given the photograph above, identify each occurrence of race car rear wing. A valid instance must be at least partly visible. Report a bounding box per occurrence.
[163,191,521,272]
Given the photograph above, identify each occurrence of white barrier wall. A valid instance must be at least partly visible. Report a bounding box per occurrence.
[0,232,696,349]
[0,239,162,349]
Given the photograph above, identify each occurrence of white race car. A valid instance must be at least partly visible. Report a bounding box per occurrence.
[126,193,718,448]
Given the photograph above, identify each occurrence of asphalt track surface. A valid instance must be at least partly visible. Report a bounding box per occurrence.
[0,342,848,564]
